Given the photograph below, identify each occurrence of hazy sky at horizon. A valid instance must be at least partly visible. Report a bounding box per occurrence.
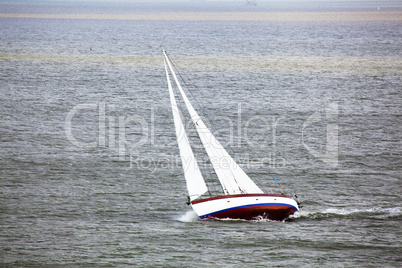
[2,0,397,2]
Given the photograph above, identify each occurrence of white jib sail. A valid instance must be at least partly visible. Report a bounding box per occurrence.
[163,51,263,195]
[164,59,208,201]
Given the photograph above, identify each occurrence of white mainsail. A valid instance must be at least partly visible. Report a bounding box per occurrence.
[164,59,208,201]
[163,51,263,195]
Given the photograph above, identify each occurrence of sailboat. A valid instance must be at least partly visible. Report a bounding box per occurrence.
[163,50,299,221]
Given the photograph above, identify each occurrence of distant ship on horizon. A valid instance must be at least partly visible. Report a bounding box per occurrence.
[246,0,257,6]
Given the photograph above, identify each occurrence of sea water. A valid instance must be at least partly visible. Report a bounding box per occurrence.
[0,1,401,267]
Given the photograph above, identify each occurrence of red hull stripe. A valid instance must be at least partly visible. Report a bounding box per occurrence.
[199,203,298,219]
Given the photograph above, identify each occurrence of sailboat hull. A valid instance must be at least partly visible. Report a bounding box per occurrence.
[191,194,299,221]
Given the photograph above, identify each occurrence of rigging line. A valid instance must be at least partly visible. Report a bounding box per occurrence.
[166,53,243,154]
[167,57,222,197]
[169,57,246,193]
[175,84,216,197]
[165,53,230,194]
[166,53,266,193]
[163,53,216,113]
[165,52,265,192]
[165,54,228,137]
[166,54,217,123]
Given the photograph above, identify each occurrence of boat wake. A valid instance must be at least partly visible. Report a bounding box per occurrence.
[177,207,401,223]
[290,207,401,220]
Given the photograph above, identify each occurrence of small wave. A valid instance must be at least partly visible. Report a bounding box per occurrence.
[324,207,401,215]
[291,207,401,220]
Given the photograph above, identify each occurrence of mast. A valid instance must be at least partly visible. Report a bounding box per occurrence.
[163,50,263,195]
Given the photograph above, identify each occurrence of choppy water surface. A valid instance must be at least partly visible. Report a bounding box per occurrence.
[0,2,401,267]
